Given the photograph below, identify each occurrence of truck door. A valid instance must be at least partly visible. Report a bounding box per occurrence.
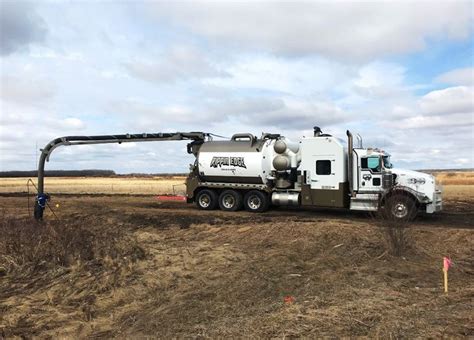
[359,156,383,192]
[303,155,342,207]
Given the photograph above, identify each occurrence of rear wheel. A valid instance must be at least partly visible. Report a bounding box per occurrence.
[385,194,417,221]
[195,189,218,210]
[218,190,243,211]
[243,190,269,213]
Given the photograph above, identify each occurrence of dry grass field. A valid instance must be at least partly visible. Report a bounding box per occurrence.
[0,171,473,338]
[435,171,474,186]
[0,176,188,195]
[1,171,473,200]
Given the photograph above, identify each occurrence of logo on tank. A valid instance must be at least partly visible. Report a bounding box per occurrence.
[210,156,247,169]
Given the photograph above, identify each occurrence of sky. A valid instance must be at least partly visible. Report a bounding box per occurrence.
[0,0,473,173]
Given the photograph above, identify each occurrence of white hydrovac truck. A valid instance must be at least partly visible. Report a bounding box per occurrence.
[187,127,442,221]
[34,127,442,221]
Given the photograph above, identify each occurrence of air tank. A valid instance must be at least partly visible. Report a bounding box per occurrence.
[272,138,301,171]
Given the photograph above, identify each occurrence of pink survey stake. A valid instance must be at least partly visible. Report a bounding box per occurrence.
[443,257,452,271]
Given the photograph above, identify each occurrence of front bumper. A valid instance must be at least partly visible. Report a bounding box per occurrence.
[426,185,442,214]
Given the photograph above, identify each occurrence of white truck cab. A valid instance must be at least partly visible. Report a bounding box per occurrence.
[348,134,442,219]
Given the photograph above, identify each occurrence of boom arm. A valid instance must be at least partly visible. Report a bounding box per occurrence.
[34,131,208,219]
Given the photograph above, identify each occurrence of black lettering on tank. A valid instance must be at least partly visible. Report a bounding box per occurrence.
[210,156,246,169]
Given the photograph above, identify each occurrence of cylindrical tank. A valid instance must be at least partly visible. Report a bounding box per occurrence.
[272,192,300,206]
[197,135,275,184]
[196,134,301,185]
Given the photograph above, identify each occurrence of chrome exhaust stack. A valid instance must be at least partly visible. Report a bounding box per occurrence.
[346,130,354,197]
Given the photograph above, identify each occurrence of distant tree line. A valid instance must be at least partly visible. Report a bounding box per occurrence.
[114,173,187,178]
[0,170,116,177]
[0,170,188,178]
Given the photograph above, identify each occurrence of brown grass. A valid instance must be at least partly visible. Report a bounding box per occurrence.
[435,171,474,185]
[0,215,146,337]
[442,185,474,200]
[0,217,145,272]
[0,172,472,337]
[0,171,471,195]
[0,193,472,338]
[0,176,186,194]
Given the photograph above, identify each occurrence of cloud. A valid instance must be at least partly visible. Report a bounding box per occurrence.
[107,97,224,131]
[151,2,473,60]
[0,74,55,104]
[435,67,474,86]
[205,55,354,96]
[0,2,47,56]
[352,62,407,98]
[419,86,474,116]
[1,2,472,172]
[383,86,474,131]
[110,94,348,132]
[390,112,472,130]
[222,97,348,130]
[0,109,86,132]
[0,108,88,170]
[124,45,228,83]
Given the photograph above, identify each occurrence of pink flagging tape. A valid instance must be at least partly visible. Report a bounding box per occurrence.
[443,257,452,271]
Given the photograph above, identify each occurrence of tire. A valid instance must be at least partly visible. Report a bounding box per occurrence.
[218,190,243,211]
[243,190,269,213]
[385,194,417,221]
[195,189,218,210]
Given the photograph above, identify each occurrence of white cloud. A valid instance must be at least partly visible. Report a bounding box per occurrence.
[382,86,474,131]
[124,45,228,83]
[29,49,85,62]
[454,158,470,165]
[1,2,472,172]
[109,94,348,132]
[205,54,354,96]
[0,74,55,104]
[436,67,474,86]
[390,112,472,129]
[56,117,86,130]
[353,62,407,98]
[419,86,474,116]
[151,1,473,60]
[232,96,348,129]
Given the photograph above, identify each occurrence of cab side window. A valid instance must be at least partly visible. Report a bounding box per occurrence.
[361,157,381,172]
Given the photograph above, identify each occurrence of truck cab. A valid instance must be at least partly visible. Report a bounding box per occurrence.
[348,136,442,220]
[297,129,442,220]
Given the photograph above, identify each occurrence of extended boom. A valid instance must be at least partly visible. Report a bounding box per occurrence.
[34,132,208,219]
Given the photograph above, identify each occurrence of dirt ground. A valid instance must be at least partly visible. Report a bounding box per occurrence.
[0,186,473,337]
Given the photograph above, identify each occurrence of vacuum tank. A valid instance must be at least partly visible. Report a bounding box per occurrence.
[197,133,300,185]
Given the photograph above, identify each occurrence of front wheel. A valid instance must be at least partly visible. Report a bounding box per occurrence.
[243,190,269,213]
[195,189,218,210]
[385,194,417,221]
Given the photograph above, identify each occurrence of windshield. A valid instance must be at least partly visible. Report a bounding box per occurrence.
[383,155,393,169]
